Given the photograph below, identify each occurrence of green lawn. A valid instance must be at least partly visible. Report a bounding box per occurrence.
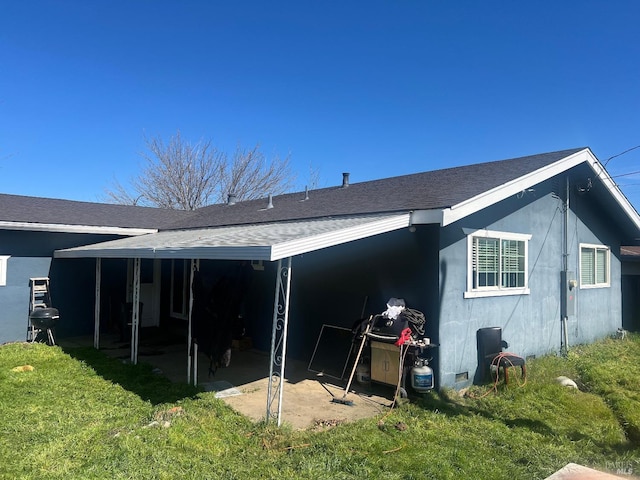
[1,335,639,479]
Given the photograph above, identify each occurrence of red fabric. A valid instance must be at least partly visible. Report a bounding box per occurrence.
[395,328,413,346]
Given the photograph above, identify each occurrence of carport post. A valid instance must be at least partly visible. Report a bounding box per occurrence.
[266,256,292,426]
[130,258,141,365]
[93,258,101,349]
[187,259,198,385]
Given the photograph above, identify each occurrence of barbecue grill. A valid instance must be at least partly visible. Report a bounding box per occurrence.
[29,308,60,345]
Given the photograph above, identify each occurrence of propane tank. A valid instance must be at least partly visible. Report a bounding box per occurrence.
[356,361,371,385]
[411,358,433,393]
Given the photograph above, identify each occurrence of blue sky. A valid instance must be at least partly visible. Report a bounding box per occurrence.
[1,1,640,209]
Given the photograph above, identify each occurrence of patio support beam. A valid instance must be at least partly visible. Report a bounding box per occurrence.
[266,256,292,426]
[187,259,198,385]
[93,258,101,349]
[130,257,141,365]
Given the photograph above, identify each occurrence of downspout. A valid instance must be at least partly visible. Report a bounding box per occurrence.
[562,177,570,355]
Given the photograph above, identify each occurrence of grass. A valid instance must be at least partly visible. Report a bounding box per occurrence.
[1,335,640,479]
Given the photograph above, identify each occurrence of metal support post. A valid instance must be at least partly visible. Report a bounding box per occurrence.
[94,258,101,349]
[266,257,292,426]
[187,259,198,385]
[130,258,141,365]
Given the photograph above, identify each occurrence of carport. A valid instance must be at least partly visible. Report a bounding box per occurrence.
[54,213,411,425]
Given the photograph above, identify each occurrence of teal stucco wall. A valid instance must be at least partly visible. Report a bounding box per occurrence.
[437,178,624,388]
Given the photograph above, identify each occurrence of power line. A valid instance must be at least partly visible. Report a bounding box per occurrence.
[603,144,640,166]
[612,169,640,179]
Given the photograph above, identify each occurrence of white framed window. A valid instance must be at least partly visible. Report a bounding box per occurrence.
[464,229,531,298]
[580,243,610,288]
[0,256,9,286]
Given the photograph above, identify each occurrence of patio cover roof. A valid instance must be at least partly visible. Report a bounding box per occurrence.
[53,213,412,261]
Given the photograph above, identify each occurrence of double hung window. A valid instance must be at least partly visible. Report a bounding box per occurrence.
[580,244,609,288]
[465,229,531,298]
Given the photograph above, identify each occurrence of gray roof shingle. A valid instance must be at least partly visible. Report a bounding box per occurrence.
[171,148,585,230]
[0,193,193,230]
[0,148,585,232]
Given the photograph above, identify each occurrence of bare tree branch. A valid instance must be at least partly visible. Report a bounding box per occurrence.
[104,131,294,210]
[218,144,294,202]
[104,177,144,206]
[307,163,321,190]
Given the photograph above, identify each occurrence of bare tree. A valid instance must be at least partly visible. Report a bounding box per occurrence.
[219,144,294,202]
[105,131,294,210]
[306,162,321,190]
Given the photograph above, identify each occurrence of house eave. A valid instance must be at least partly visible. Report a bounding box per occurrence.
[54,213,412,261]
[438,148,640,231]
[0,221,158,236]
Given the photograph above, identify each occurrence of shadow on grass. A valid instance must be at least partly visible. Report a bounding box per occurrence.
[415,388,555,436]
[415,386,638,455]
[64,346,201,405]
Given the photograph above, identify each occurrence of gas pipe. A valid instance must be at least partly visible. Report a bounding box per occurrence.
[411,358,433,393]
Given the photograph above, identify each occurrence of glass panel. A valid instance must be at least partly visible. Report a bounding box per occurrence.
[501,239,525,287]
[475,237,499,288]
[596,248,608,284]
[581,247,595,285]
[470,233,529,292]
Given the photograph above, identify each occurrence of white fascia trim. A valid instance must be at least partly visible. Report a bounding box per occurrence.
[0,221,157,236]
[441,148,594,227]
[270,213,411,260]
[55,245,273,260]
[154,246,273,261]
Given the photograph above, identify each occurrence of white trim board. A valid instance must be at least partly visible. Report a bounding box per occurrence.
[0,220,157,236]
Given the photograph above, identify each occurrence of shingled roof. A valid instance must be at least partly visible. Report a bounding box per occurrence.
[170,147,586,230]
[5,147,620,238]
[55,146,640,260]
[0,193,192,231]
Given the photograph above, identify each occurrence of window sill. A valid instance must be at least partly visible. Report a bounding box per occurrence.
[464,288,530,299]
[580,284,610,289]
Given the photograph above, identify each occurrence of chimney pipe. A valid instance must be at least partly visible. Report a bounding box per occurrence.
[266,193,274,209]
[227,193,237,205]
[342,172,350,188]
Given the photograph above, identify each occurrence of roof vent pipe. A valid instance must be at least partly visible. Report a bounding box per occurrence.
[266,193,274,209]
[227,193,237,205]
[303,186,309,201]
[342,172,350,188]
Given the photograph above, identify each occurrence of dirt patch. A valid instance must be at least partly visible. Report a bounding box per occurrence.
[61,335,398,430]
[219,376,393,430]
